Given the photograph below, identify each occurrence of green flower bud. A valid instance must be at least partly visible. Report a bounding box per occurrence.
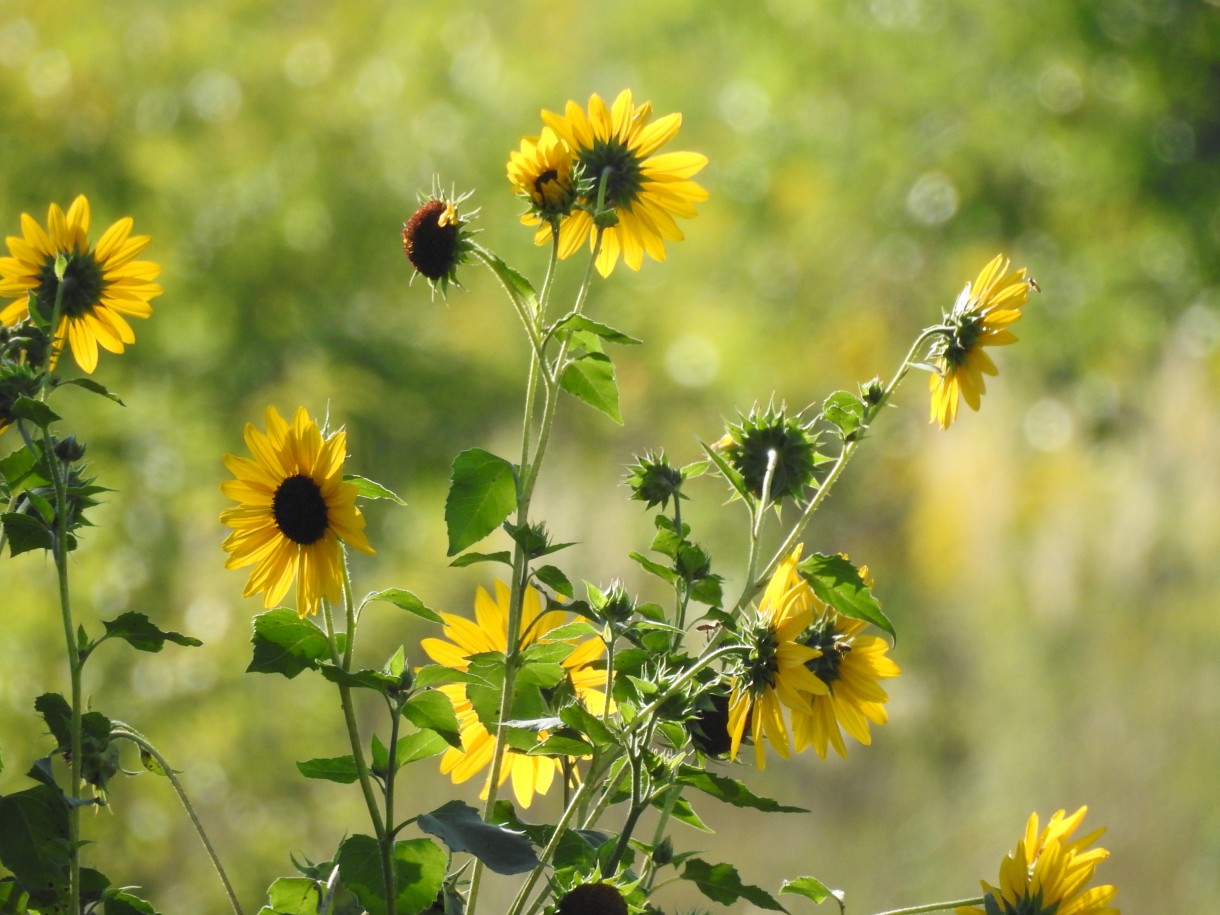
[721,404,818,502]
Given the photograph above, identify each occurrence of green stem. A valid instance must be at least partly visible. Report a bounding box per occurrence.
[869,898,983,915]
[110,724,245,915]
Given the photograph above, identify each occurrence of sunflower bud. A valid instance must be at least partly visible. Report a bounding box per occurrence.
[556,883,628,915]
[720,404,818,502]
[625,450,684,511]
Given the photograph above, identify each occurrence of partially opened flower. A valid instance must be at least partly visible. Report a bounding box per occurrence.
[0,195,161,373]
[727,546,828,769]
[957,807,1119,915]
[508,126,583,223]
[928,254,1036,429]
[221,406,374,618]
[421,580,609,808]
[534,89,708,277]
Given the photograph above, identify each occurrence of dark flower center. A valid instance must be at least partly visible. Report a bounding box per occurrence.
[556,883,628,915]
[402,199,460,281]
[580,140,643,210]
[273,474,330,545]
[34,253,105,322]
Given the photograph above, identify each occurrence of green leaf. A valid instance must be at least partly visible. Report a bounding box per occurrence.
[444,449,518,556]
[666,795,711,832]
[247,608,331,678]
[394,730,450,765]
[780,877,843,907]
[344,474,406,505]
[627,550,678,586]
[0,783,68,903]
[100,611,202,653]
[531,564,573,598]
[550,314,642,345]
[822,390,866,439]
[363,589,442,623]
[417,800,540,875]
[448,550,512,568]
[57,377,126,406]
[796,553,896,642]
[699,438,752,503]
[480,250,540,313]
[403,691,461,748]
[319,664,400,694]
[297,756,360,784]
[9,397,59,428]
[263,877,321,915]
[138,749,175,777]
[559,352,622,423]
[1,513,52,556]
[528,734,592,757]
[411,665,484,690]
[676,766,807,812]
[681,859,786,911]
[558,705,617,749]
[102,889,162,915]
[336,835,447,915]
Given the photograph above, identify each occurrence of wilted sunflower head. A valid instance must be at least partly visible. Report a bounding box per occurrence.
[402,188,477,295]
[720,404,819,502]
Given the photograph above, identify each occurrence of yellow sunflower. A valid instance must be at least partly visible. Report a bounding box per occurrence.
[508,126,581,221]
[957,807,1119,915]
[535,89,708,277]
[0,195,161,373]
[789,608,900,760]
[220,406,374,619]
[727,546,828,769]
[421,580,610,808]
[929,254,1036,429]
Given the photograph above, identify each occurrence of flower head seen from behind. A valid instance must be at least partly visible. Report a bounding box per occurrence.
[0,195,161,374]
[221,406,374,619]
[928,254,1037,429]
[957,807,1118,915]
[789,595,900,760]
[727,546,828,769]
[533,89,708,277]
[421,580,610,808]
[402,189,476,296]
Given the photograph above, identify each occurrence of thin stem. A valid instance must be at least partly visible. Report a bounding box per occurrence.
[110,724,245,915]
[321,590,386,841]
[869,898,984,915]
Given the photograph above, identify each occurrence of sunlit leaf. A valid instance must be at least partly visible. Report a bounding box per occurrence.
[444,449,517,556]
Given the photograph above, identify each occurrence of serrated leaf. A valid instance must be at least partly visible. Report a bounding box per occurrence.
[247,608,331,678]
[448,550,512,568]
[296,756,360,784]
[402,691,461,748]
[666,794,711,832]
[1,513,52,556]
[9,397,59,427]
[796,553,896,642]
[363,588,442,623]
[676,766,807,812]
[417,800,540,875]
[559,352,622,423]
[550,314,642,345]
[101,611,202,653]
[0,784,68,903]
[780,876,842,907]
[344,474,406,505]
[444,449,518,556]
[263,877,321,915]
[681,859,786,911]
[822,390,866,439]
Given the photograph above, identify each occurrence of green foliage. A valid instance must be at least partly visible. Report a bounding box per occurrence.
[797,553,896,642]
[416,801,539,876]
[559,353,623,424]
[444,448,518,556]
[94,611,202,656]
[248,608,332,678]
[680,859,786,911]
[336,835,447,915]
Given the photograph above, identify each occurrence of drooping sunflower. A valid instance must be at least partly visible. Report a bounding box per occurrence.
[956,807,1119,915]
[421,580,610,808]
[928,254,1036,429]
[534,89,708,277]
[220,406,374,619]
[0,195,161,374]
[789,606,900,760]
[401,189,477,296]
[727,546,828,769]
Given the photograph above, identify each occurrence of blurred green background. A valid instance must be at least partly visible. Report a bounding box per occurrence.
[3,0,1219,911]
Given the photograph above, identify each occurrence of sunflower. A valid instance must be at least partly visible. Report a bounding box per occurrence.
[220,406,374,619]
[421,580,610,808]
[401,188,476,296]
[789,607,900,760]
[508,126,582,222]
[727,546,828,769]
[928,254,1036,429]
[0,195,161,374]
[957,807,1119,915]
[533,89,708,277]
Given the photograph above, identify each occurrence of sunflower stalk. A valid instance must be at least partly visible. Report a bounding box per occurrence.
[109,723,245,915]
